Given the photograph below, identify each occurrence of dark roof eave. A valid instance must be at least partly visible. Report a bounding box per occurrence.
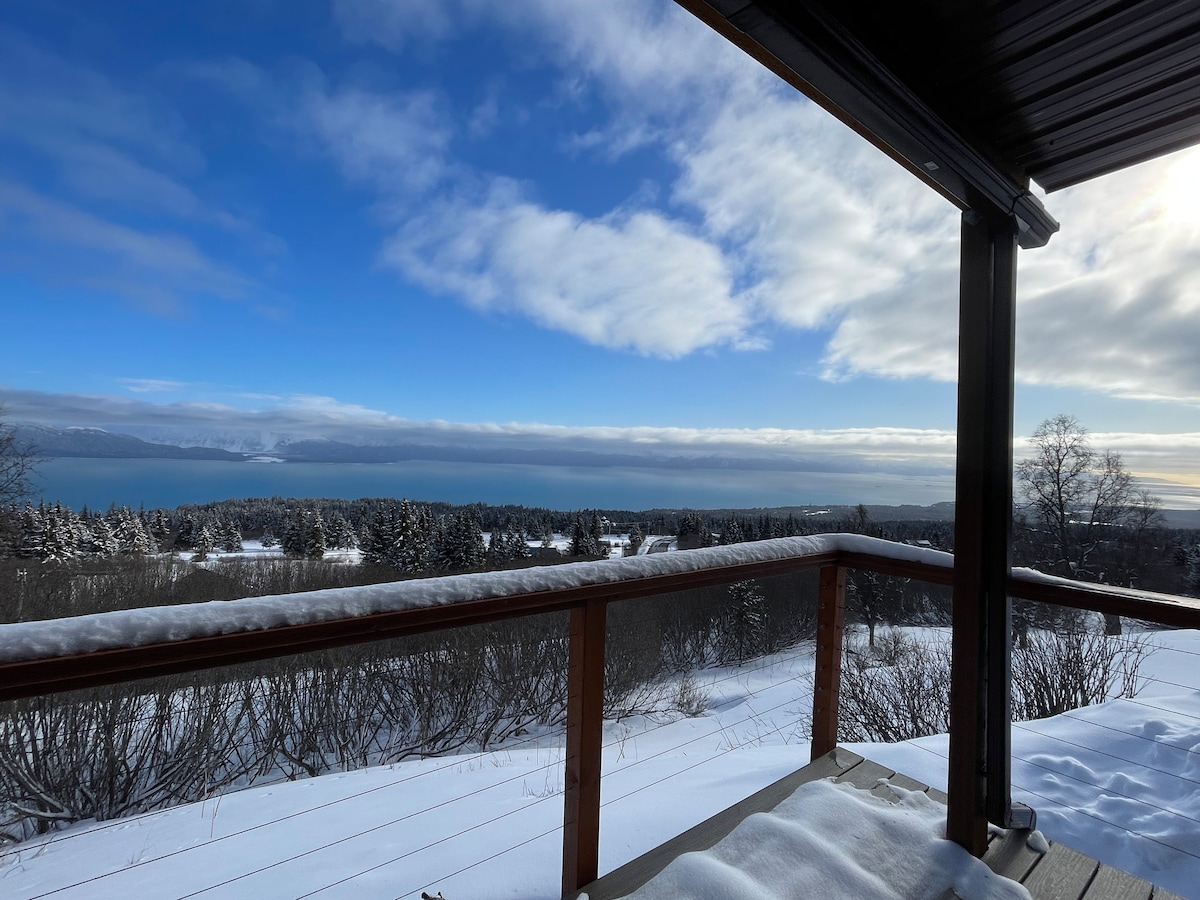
[678,1,1061,248]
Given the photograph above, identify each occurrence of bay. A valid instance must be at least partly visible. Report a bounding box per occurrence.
[33,458,956,512]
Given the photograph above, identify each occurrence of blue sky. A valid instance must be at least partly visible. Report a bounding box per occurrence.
[2,0,1199,495]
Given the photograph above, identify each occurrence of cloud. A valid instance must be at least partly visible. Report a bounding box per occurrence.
[333,0,461,49]
[119,379,192,394]
[0,27,201,169]
[320,0,962,361]
[0,29,281,306]
[3,386,956,472]
[0,180,252,301]
[302,85,454,194]
[299,1,1200,405]
[385,183,751,356]
[9,387,1200,485]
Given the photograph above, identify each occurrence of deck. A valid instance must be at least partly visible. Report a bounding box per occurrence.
[569,749,1184,900]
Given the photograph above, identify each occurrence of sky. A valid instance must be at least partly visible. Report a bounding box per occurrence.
[2,0,1199,492]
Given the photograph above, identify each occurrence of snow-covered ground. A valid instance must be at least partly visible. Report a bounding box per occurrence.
[2,628,1197,900]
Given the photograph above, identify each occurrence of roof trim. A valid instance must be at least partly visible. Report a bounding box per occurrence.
[677,1,1060,248]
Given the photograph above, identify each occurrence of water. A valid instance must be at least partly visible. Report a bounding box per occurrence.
[34,458,957,512]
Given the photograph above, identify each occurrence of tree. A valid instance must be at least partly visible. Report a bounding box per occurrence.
[1016,414,1163,634]
[191,523,215,562]
[1186,545,1200,598]
[112,507,153,555]
[625,523,644,557]
[718,580,768,664]
[569,513,600,557]
[0,408,38,507]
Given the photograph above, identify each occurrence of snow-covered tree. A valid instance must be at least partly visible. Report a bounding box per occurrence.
[437,511,484,572]
[305,512,326,559]
[569,513,601,557]
[18,503,46,559]
[718,518,744,545]
[192,524,216,562]
[328,514,358,550]
[625,524,644,557]
[41,503,79,563]
[88,515,119,557]
[112,507,153,555]
[504,521,530,560]
[218,520,243,553]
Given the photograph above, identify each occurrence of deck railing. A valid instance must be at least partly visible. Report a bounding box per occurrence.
[2,534,1198,895]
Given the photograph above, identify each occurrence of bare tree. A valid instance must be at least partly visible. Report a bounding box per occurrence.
[0,406,38,506]
[1016,414,1163,634]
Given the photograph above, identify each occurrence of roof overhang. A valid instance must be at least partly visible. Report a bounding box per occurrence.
[677,1,1059,248]
[676,2,1200,250]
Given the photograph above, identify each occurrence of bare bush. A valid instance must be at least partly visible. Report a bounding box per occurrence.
[838,631,952,742]
[837,627,1152,744]
[1011,628,1149,720]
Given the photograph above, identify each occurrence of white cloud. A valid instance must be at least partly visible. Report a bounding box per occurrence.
[0,30,282,306]
[11,386,1200,483]
[325,1,1200,407]
[302,85,454,194]
[0,180,251,301]
[385,183,750,356]
[119,379,191,394]
[333,0,461,49]
[0,28,200,170]
[674,89,956,334]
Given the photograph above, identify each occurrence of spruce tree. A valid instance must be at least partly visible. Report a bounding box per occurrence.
[112,507,153,555]
[626,523,644,556]
[192,524,215,562]
[304,511,327,559]
[41,503,79,562]
[721,580,768,664]
[89,516,119,557]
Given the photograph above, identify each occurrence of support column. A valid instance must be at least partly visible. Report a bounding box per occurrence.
[562,597,607,895]
[946,207,1025,854]
[811,565,846,761]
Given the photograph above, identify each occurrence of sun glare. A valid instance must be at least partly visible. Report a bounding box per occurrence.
[1163,146,1200,223]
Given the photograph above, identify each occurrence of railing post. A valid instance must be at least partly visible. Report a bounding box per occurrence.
[811,565,846,761]
[562,596,607,895]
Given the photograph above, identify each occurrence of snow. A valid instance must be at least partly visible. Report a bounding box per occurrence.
[3,626,1197,899]
[845,628,1200,896]
[619,780,1030,900]
[0,535,948,664]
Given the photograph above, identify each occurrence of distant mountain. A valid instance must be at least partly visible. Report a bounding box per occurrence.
[26,424,871,472]
[268,438,848,471]
[14,424,245,461]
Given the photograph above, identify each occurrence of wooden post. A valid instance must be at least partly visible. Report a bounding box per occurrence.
[947,208,1019,854]
[562,597,607,895]
[811,565,846,761]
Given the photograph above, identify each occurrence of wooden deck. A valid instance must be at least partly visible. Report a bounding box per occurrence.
[568,749,1184,900]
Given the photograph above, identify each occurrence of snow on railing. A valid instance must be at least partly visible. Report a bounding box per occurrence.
[0,534,947,666]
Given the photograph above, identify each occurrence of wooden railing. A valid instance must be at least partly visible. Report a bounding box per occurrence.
[2,535,1198,896]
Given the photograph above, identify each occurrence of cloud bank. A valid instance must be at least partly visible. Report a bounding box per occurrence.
[7,388,1199,487]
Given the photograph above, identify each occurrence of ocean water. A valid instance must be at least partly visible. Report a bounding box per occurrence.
[33,458,957,512]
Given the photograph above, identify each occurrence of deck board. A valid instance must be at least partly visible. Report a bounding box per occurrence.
[1083,865,1154,900]
[982,829,1044,884]
[568,750,1168,900]
[1021,842,1099,900]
